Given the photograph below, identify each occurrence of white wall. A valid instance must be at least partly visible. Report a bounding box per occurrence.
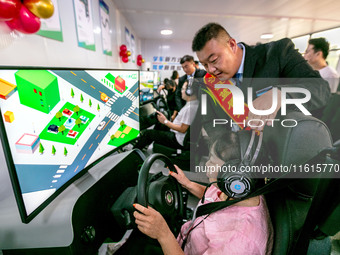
[0,0,141,70]
[142,38,199,82]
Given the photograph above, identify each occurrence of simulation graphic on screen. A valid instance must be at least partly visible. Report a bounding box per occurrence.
[0,68,139,221]
[140,71,157,102]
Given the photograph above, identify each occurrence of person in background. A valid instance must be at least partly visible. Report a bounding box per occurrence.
[133,131,273,255]
[163,78,179,121]
[194,60,200,69]
[171,70,180,86]
[175,55,206,113]
[304,37,340,93]
[134,81,199,151]
[157,70,179,92]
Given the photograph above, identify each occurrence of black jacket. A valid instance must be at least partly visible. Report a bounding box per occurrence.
[175,68,206,111]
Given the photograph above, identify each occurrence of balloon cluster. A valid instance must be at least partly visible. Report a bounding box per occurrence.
[0,0,54,34]
[119,44,131,63]
[136,54,144,66]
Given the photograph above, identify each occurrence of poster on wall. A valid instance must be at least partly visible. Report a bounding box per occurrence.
[73,0,96,51]
[125,27,131,50]
[152,56,182,71]
[130,34,136,63]
[37,0,63,41]
[99,0,112,56]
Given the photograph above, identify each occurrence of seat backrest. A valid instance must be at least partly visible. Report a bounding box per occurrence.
[262,111,333,255]
[321,92,340,142]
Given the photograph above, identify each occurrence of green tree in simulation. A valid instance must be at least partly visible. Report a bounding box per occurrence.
[55,111,63,121]
[80,94,84,103]
[89,99,92,107]
[64,147,68,156]
[39,143,44,154]
[52,145,56,155]
[76,117,82,127]
[71,88,75,98]
[58,125,66,135]
[73,105,80,115]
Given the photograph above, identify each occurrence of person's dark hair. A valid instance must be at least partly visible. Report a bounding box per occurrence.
[163,78,169,84]
[171,70,179,80]
[210,131,240,162]
[165,79,176,90]
[308,37,330,59]
[192,23,231,52]
[210,130,270,165]
[180,55,194,64]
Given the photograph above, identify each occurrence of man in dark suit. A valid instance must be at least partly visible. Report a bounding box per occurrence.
[191,23,330,133]
[175,55,206,117]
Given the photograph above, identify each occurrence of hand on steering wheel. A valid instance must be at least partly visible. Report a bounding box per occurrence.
[135,153,184,237]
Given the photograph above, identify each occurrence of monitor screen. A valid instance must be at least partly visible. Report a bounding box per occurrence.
[0,68,140,223]
[140,71,156,102]
[153,71,160,90]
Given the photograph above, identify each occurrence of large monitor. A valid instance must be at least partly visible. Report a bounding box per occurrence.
[0,67,140,223]
[140,71,159,102]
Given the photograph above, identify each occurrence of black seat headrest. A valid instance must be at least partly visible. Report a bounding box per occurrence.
[263,111,332,166]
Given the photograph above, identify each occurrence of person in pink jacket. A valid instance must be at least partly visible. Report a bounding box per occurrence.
[134,131,273,255]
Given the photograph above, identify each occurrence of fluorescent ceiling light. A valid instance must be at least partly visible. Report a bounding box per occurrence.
[161,29,173,35]
[261,33,274,39]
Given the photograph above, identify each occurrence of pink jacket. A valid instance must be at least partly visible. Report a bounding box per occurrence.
[177,186,273,255]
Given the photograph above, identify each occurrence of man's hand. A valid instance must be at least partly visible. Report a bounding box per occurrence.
[156,111,167,124]
[247,89,281,131]
[133,204,172,241]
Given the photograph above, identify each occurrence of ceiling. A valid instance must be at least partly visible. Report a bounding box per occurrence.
[112,0,340,45]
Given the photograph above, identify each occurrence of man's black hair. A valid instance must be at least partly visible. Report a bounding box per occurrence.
[308,37,330,59]
[192,23,231,52]
[180,55,194,64]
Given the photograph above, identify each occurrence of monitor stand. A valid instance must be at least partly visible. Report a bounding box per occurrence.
[0,141,145,255]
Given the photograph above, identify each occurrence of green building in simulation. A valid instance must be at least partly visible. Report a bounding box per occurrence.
[15,70,60,114]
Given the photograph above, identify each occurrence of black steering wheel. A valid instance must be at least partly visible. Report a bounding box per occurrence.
[156,97,170,119]
[137,153,184,221]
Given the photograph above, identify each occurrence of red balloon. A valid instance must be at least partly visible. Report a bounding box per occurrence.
[119,50,128,58]
[0,0,21,21]
[122,56,129,63]
[6,5,41,34]
[137,60,142,66]
[137,54,142,60]
[120,44,127,52]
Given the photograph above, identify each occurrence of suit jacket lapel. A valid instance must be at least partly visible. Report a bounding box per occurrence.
[242,43,257,91]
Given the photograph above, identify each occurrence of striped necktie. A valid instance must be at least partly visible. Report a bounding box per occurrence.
[234,73,242,87]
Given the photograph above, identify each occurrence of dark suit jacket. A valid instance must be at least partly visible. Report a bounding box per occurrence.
[241,38,330,111]
[175,68,206,111]
[201,38,331,135]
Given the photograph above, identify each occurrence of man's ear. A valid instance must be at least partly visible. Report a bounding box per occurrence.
[315,50,323,59]
[228,38,238,53]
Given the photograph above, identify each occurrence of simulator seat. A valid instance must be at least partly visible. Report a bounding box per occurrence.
[262,111,338,255]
